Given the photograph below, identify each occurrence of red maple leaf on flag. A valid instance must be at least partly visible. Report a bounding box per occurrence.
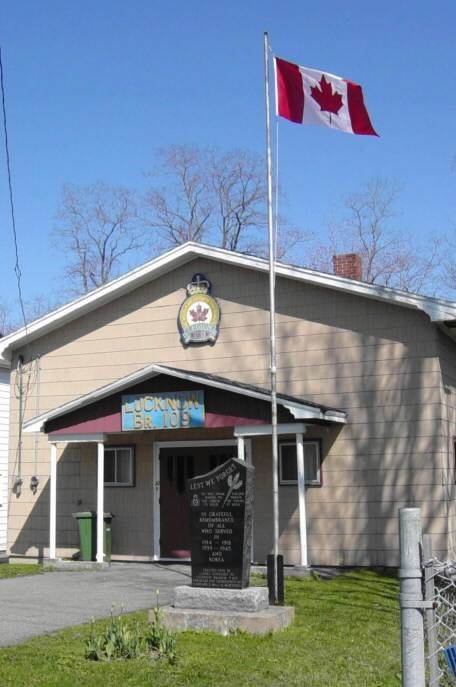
[189,304,209,322]
[310,75,343,115]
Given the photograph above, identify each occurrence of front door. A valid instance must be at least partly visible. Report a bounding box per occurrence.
[159,445,236,558]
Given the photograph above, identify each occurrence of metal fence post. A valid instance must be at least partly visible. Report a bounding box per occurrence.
[422,534,440,686]
[399,507,426,687]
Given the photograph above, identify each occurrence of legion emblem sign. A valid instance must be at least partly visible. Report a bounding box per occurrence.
[178,273,220,345]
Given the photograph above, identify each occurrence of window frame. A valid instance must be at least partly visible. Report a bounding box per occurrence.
[104,445,136,488]
[279,439,322,487]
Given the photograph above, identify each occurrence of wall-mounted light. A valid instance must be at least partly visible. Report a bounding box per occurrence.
[13,478,23,497]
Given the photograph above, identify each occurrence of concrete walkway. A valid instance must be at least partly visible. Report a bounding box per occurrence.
[0,563,191,647]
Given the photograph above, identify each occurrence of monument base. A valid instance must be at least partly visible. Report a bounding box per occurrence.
[174,585,269,612]
[158,604,294,635]
[156,585,294,635]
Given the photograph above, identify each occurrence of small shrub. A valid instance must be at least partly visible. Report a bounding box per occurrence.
[148,605,177,662]
[85,605,176,663]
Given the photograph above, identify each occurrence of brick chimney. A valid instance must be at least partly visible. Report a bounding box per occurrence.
[332,253,362,281]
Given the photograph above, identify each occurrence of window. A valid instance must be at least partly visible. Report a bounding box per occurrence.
[279,441,321,486]
[104,446,135,487]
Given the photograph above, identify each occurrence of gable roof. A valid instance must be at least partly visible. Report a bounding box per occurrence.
[2,241,456,365]
[23,363,347,433]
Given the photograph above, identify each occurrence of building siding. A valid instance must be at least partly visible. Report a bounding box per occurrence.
[6,256,450,565]
[436,329,456,557]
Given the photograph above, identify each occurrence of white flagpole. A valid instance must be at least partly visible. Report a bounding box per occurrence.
[263,31,279,603]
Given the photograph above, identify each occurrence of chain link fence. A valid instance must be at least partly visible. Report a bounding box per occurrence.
[399,508,456,687]
[423,551,456,687]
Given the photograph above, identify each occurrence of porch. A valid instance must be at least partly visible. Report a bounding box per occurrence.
[23,364,346,567]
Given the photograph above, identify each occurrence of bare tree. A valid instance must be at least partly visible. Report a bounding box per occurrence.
[0,294,67,337]
[23,295,63,323]
[0,303,14,337]
[54,182,145,295]
[309,178,439,293]
[143,144,302,257]
[443,225,456,292]
[143,146,212,246]
[207,149,266,251]
[244,227,306,262]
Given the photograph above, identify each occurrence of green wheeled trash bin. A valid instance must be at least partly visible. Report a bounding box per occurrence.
[73,512,114,562]
[103,513,113,563]
[73,512,96,561]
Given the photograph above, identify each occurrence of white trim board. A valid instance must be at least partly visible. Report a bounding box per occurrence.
[234,422,308,437]
[48,433,107,444]
[2,241,456,363]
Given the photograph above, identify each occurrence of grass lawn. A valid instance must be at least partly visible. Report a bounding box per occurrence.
[0,569,401,687]
[0,563,53,579]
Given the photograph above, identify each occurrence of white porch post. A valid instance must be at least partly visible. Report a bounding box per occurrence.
[96,441,104,563]
[296,432,308,567]
[49,442,57,560]
[237,435,245,461]
[152,442,160,561]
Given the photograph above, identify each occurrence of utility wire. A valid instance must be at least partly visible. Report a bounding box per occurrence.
[0,46,28,336]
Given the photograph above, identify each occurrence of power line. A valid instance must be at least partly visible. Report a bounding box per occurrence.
[0,45,28,336]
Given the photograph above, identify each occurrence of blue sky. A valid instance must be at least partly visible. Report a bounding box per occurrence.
[1,1,455,317]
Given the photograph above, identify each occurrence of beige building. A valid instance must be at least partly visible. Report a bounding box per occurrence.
[1,242,456,567]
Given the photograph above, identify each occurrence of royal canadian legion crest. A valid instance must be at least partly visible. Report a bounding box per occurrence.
[178,273,220,345]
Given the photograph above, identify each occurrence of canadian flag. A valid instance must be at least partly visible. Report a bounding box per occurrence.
[274,57,378,136]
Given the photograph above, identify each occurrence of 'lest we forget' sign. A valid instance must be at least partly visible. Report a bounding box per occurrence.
[121,390,205,431]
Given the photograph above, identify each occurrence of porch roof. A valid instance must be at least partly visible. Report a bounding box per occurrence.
[23,363,347,434]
